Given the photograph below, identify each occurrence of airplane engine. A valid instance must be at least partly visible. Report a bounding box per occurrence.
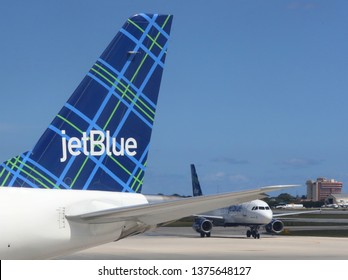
[265,219,284,234]
[192,217,213,237]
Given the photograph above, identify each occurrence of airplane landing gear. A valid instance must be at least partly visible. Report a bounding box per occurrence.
[200,232,211,238]
[246,226,260,239]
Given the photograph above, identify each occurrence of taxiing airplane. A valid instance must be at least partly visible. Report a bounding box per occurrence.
[0,14,295,259]
[190,164,314,239]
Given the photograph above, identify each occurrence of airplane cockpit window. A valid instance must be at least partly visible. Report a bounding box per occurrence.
[252,206,271,210]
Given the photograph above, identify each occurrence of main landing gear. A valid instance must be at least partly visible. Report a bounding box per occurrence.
[200,232,211,238]
[246,226,260,239]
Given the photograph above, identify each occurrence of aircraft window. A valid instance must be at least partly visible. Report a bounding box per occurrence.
[254,206,258,210]
[265,206,270,210]
[259,206,265,210]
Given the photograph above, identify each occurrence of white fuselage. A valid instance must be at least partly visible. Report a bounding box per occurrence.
[0,187,149,259]
[203,199,273,226]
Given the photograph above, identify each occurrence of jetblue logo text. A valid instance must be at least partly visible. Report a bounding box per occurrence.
[60,130,137,162]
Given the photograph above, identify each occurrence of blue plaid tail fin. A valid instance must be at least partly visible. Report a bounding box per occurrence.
[191,164,203,197]
[0,14,173,193]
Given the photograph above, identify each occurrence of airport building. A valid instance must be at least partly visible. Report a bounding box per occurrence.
[306,178,343,201]
[325,194,348,207]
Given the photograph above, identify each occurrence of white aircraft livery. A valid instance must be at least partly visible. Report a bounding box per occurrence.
[0,14,296,259]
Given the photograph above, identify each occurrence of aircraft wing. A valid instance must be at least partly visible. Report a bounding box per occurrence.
[193,214,224,220]
[273,209,321,218]
[66,185,297,225]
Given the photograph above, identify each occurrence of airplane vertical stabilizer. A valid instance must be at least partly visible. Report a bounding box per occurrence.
[0,14,173,192]
[191,164,203,196]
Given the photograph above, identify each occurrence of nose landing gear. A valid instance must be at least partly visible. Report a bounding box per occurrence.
[246,226,260,239]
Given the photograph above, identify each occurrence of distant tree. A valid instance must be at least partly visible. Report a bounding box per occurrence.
[302,201,324,208]
[263,193,305,207]
[263,197,277,208]
[277,193,296,204]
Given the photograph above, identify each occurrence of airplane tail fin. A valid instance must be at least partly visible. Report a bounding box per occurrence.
[191,164,203,196]
[0,14,173,192]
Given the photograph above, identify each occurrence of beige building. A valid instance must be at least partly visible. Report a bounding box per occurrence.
[306,178,343,201]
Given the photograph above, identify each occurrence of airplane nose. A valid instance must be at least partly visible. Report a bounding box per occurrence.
[260,210,273,224]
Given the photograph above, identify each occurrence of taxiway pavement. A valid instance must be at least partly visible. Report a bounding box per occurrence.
[56,227,348,260]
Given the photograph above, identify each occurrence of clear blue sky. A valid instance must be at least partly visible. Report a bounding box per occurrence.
[0,0,347,196]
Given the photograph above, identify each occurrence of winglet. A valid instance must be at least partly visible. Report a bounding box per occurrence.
[260,185,300,194]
